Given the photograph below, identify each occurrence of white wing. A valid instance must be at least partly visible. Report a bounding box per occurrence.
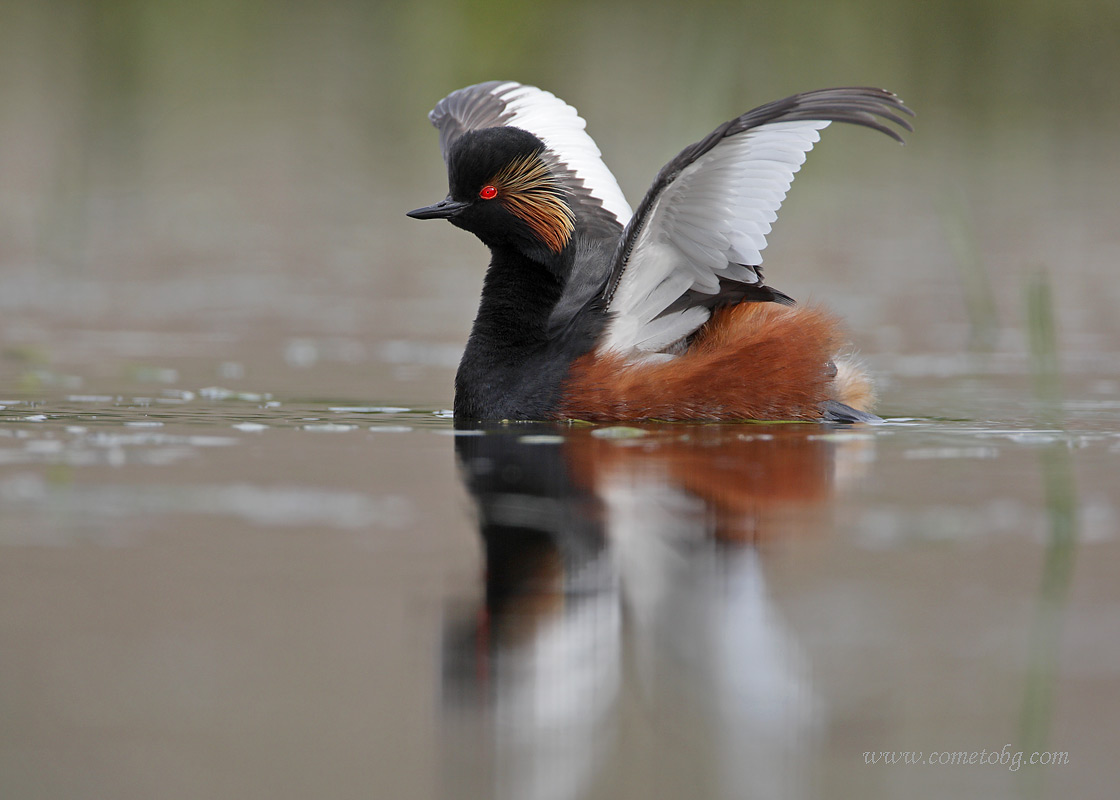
[599,88,912,359]
[602,120,827,354]
[429,81,632,228]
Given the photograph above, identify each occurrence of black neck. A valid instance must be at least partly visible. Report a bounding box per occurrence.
[469,246,567,348]
[455,245,572,421]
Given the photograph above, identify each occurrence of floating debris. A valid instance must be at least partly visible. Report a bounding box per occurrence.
[590,426,648,439]
[199,387,272,402]
[518,434,566,445]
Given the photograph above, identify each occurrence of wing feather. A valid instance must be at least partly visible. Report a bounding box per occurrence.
[428,81,632,229]
[599,87,912,358]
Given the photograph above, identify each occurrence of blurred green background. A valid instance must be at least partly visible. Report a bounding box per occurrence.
[2,0,1119,410]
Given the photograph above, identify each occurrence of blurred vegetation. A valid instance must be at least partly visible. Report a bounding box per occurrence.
[1019,269,1078,799]
[3,0,1117,171]
[1026,271,1065,426]
[1,0,1118,328]
[941,196,999,353]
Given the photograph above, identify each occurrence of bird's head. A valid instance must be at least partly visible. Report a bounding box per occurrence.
[407,127,576,260]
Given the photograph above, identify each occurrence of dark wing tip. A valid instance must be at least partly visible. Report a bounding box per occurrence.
[800,87,914,143]
[428,80,511,127]
[725,86,915,145]
[427,81,521,162]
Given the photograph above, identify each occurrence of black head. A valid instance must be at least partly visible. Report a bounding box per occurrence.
[407,127,575,259]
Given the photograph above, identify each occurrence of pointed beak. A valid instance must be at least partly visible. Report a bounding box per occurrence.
[406,197,469,220]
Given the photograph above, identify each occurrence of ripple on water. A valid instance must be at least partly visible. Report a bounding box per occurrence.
[329,406,411,414]
[302,423,359,432]
[0,474,414,539]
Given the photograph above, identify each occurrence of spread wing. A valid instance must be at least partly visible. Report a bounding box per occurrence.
[428,81,633,231]
[599,87,913,358]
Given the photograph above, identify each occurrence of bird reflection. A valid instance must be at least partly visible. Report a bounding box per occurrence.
[443,424,868,800]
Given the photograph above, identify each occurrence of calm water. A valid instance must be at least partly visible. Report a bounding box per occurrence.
[3,2,1120,799]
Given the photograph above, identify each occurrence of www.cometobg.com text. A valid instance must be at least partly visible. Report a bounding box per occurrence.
[864,746,1068,772]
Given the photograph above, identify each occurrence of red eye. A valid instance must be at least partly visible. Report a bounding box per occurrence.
[479,185,498,200]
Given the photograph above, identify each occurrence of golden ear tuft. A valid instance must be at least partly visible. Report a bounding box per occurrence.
[492,154,575,252]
